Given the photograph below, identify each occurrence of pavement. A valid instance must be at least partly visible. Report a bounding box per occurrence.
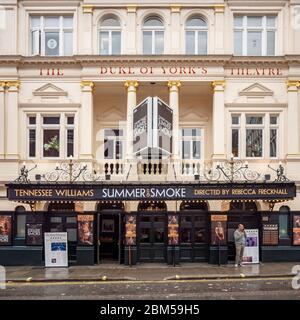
[3,261,300,283]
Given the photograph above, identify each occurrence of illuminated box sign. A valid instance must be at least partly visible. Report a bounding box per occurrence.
[6,182,296,202]
[133,96,173,156]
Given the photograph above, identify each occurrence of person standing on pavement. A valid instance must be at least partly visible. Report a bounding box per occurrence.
[234,224,247,267]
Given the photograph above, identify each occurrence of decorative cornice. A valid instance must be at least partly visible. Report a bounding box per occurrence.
[82,5,94,14]
[124,80,139,89]
[167,80,181,89]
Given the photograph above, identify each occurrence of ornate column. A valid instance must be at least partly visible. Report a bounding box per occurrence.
[211,80,226,160]
[0,82,5,159]
[170,5,181,54]
[168,80,181,160]
[5,81,20,159]
[126,5,137,54]
[286,80,300,158]
[81,5,94,54]
[80,81,94,160]
[124,80,139,160]
[214,5,225,54]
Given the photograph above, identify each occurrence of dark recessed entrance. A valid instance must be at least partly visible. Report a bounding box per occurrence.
[96,202,124,263]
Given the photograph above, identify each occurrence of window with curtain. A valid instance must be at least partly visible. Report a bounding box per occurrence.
[99,16,121,55]
[185,16,207,55]
[142,16,164,54]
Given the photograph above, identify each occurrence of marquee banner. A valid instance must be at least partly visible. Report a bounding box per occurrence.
[6,182,296,202]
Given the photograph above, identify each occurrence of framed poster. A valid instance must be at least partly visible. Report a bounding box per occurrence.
[243,229,259,264]
[0,215,12,245]
[125,215,136,246]
[26,223,43,245]
[78,215,94,246]
[102,219,114,233]
[262,223,279,246]
[168,215,179,245]
[293,215,300,245]
[44,232,68,267]
[211,215,227,245]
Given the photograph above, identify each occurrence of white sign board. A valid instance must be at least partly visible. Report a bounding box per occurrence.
[243,229,259,264]
[44,232,68,267]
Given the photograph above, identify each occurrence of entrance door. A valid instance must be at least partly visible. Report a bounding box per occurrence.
[47,214,77,262]
[98,213,120,261]
[138,213,167,262]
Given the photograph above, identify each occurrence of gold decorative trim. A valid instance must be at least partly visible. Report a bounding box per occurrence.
[127,5,137,13]
[80,81,95,91]
[82,5,94,14]
[286,80,300,91]
[211,80,226,91]
[170,5,181,13]
[214,4,225,13]
[0,80,20,91]
[124,80,139,89]
[167,80,181,89]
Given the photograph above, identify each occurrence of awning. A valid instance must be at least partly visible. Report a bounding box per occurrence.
[5,181,296,202]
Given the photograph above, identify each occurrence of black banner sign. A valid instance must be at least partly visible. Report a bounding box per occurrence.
[6,182,296,202]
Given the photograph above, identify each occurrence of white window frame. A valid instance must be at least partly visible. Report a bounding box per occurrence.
[27,115,37,159]
[30,15,74,56]
[269,114,279,159]
[103,128,124,160]
[230,114,241,158]
[234,15,277,56]
[65,115,75,158]
[98,18,122,55]
[185,17,208,55]
[180,127,204,160]
[245,114,264,159]
[142,17,165,55]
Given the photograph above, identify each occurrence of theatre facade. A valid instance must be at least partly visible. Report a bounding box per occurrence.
[1,0,300,265]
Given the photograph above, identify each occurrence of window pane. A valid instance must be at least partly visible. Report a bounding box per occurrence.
[182,141,190,159]
[45,32,60,56]
[234,31,243,55]
[31,30,40,55]
[67,129,74,158]
[43,129,60,157]
[102,17,120,27]
[63,16,73,28]
[30,16,40,28]
[44,17,60,28]
[144,17,163,27]
[232,129,239,157]
[247,16,262,27]
[246,129,263,157]
[111,31,121,54]
[198,31,207,54]
[143,31,152,54]
[104,129,123,137]
[234,16,243,27]
[185,31,195,54]
[104,139,114,159]
[232,116,240,125]
[67,116,74,125]
[246,116,263,125]
[182,128,193,137]
[29,129,36,157]
[193,128,201,137]
[186,17,206,28]
[29,116,36,125]
[267,16,276,28]
[154,228,164,243]
[180,228,191,243]
[43,116,60,125]
[115,141,122,159]
[140,228,150,243]
[16,215,26,238]
[270,116,278,125]
[195,228,206,243]
[155,31,164,54]
[66,228,77,241]
[270,129,277,157]
[267,31,275,55]
[64,31,73,56]
[192,141,201,159]
[247,31,262,55]
[100,31,109,55]
[279,214,288,238]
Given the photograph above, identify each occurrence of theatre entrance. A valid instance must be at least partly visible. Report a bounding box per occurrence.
[227,201,260,261]
[137,202,167,262]
[97,202,124,263]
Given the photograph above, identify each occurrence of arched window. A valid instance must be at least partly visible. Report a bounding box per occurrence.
[185,16,207,55]
[142,16,164,54]
[99,16,121,55]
